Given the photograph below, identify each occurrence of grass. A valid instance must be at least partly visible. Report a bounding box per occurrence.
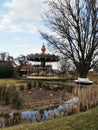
[0,78,26,85]
[0,77,98,129]
[2,106,98,130]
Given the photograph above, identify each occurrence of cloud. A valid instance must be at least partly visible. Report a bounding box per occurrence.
[3,0,43,20]
[0,0,45,33]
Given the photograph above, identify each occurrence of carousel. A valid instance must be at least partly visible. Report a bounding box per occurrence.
[27,44,59,78]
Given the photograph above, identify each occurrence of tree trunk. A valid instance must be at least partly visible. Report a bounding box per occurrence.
[80,71,88,78]
[79,65,89,78]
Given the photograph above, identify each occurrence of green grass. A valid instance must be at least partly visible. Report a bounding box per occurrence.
[0,78,19,85]
[2,107,98,130]
[0,78,17,84]
[0,78,26,85]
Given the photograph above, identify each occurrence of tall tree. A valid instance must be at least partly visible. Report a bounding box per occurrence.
[41,0,98,78]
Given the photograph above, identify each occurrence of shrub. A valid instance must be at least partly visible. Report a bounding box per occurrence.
[3,87,11,104]
[0,61,14,78]
[0,86,3,100]
[0,85,25,108]
[38,81,43,88]
[20,85,25,91]
[65,84,75,93]
[27,81,32,90]
[33,81,37,87]
[11,90,24,109]
[1,85,6,100]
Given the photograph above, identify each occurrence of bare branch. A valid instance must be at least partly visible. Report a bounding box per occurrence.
[41,0,98,78]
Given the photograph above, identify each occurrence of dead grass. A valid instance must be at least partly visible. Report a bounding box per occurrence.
[74,85,98,111]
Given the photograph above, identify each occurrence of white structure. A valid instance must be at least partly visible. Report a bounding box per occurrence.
[75,78,93,85]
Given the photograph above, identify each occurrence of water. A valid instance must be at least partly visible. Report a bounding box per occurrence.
[0,97,79,128]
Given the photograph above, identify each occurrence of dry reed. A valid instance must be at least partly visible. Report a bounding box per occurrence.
[74,85,98,111]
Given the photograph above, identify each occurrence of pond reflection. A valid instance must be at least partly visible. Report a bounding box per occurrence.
[0,97,79,128]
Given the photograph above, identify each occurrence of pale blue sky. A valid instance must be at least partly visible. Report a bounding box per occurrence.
[0,0,59,69]
[0,0,49,57]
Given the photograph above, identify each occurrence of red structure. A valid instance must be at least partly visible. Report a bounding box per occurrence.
[41,45,46,54]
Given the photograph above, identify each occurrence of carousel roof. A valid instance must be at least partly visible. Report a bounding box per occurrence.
[27,53,59,62]
[27,45,59,62]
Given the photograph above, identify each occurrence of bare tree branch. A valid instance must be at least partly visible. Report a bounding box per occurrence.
[41,0,98,78]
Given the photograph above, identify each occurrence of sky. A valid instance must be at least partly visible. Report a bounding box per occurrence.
[0,0,97,70]
[0,0,59,69]
[0,0,50,57]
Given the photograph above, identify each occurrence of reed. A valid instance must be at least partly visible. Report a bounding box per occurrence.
[74,86,98,111]
[0,85,24,108]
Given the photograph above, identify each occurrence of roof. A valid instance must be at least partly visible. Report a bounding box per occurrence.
[27,53,59,62]
[15,64,33,71]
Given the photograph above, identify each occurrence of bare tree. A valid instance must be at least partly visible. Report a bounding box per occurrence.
[59,57,70,74]
[0,52,14,78]
[41,0,98,78]
[0,52,8,61]
[16,55,27,66]
[0,52,14,63]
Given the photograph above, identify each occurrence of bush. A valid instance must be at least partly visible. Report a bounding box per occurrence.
[11,90,24,109]
[27,81,32,90]
[0,86,3,100]
[20,85,25,91]
[0,61,14,78]
[38,81,43,88]
[1,85,6,100]
[65,84,75,93]
[33,81,37,87]
[0,85,25,108]
[3,87,11,104]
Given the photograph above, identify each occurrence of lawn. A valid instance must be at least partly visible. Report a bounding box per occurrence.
[2,106,98,130]
[0,78,26,85]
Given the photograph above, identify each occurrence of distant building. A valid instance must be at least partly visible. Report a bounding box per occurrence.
[15,64,33,77]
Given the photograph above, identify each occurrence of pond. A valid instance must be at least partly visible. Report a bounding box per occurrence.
[0,97,79,128]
